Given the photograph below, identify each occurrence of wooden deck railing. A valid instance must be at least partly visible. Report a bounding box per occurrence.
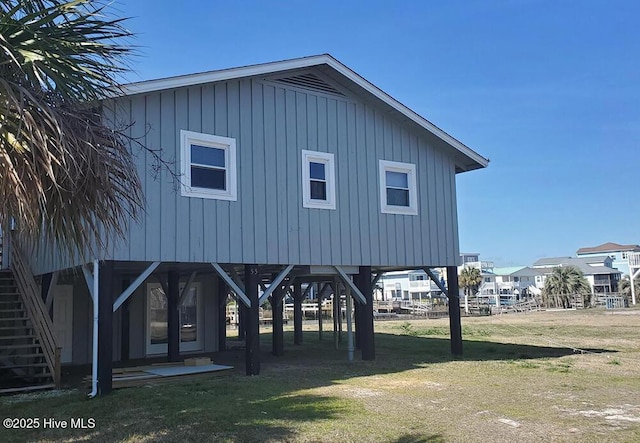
[9,232,61,388]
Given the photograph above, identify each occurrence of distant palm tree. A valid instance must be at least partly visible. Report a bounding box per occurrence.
[459,266,482,313]
[619,275,640,303]
[542,266,591,308]
[0,0,142,256]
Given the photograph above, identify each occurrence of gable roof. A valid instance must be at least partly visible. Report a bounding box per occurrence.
[119,54,489,172]
[576,242,640,255]
[532,256,621,276]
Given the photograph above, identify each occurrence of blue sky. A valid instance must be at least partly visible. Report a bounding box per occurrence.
[116,1,639,267]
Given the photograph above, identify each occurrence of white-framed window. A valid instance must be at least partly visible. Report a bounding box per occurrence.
[622,252,628,260]
[180,130,237,201]
[379,160,418,215]
[301,150,336,210]
[146,282,203,355]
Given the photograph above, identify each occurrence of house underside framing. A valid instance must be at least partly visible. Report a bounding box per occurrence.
[37,260,462,397]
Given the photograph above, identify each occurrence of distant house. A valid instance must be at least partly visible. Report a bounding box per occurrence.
[532,256,621,294]
[0,54,488,394]
[576,242,640,277]
[378,269,444,301]
[475,265,542,306]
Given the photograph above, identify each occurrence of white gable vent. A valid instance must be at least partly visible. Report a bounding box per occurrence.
[271,72,345,96]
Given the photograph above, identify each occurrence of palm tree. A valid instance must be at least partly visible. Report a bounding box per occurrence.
[459,266,482,313]
[619,275,640,304]
[542,266,591,308]
[0,0,142,256]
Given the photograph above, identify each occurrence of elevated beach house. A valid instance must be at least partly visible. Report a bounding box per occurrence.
[0,55,488,395]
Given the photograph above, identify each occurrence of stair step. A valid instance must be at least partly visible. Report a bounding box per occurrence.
[1,362,48,370]
[0,373,52,380]
[0,384,55,395]
[0,309,25,313]
[0,343,40,350]
[0,335,36,340]
[3,353,45,359]
[0,317,29,323]
[0,325,32,331]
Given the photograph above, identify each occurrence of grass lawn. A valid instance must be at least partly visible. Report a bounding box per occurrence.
[1,308,639,442]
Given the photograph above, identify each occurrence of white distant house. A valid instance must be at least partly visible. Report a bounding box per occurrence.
[378,269,444,301]
[532,256,621,294]
[576,242,640,277]
[475,265,542,306]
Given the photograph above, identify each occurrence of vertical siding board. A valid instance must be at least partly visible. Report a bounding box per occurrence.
[316,97,332,265]
[227,80,243,263]
[296,92,311,264]
[284,89,300,263]
[324,100,340,264]
[349,105,363,265]
[332,100,348,265]
[128,96,149,260]
[238,79,255,263]
[402,128,414,266]
[451,160,460,265]
[188,86,204,262]
[159,90,177,262]
[274,87,289,264]
[213,83,230,263]
[338,102,355,265]
[424,139,438,265]
[143,93,163,262]
[174,88,190,261]
[306,94,321,263]
[383,113,397,264]
[251,81,267,264]
[361,104,378,265]
[372,107,386,265]
[201,84,219,262]
[434,147,446,264]
[392,124,406,266]
[356,104,371,265]
[410,134,423,265]
[262,83,279,264]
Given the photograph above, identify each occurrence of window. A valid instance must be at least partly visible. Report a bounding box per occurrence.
[622,252,628,260]
[181,130,237,200]
[146,283,203,355]
[379,160,418,215]
[301,150,336,209]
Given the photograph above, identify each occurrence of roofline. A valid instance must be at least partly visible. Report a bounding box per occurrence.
[118,54,489,170]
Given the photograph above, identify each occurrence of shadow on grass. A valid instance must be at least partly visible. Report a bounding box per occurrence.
[3,330,617,443]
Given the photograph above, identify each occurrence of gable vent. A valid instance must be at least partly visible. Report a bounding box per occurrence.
[272,73,345,96]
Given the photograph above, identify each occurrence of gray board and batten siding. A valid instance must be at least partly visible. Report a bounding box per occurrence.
[30,56,488,275]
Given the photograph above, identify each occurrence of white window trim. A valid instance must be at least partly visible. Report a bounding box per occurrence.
[379,160,418,215]
[180,130,237,201]
[301,150,336,210]
[145,282,203,355]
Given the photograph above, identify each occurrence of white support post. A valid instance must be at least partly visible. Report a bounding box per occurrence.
[631,268,639,306]
[211,263,251,307]
[89,260,99,398]
[112,261,161,312]
[345,284,354,362]
[259,264,294,306]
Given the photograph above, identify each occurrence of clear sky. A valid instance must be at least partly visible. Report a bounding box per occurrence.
[115,0,639,267]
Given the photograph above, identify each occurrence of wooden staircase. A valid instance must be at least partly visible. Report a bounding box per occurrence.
[0,233,60,395]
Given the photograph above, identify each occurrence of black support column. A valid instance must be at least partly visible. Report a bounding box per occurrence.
[447,266,463,356]
[358,266,375,360]
[271,283,284,356]
[97,261,114,396]
[245,264,260,375]
[167,270,180,362]
[217,277,228,352]
[293,281,303,345]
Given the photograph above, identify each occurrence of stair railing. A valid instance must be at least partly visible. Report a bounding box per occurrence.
[9,232,61,388]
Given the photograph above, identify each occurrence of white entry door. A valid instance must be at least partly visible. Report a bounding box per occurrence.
[52,285,73,363]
